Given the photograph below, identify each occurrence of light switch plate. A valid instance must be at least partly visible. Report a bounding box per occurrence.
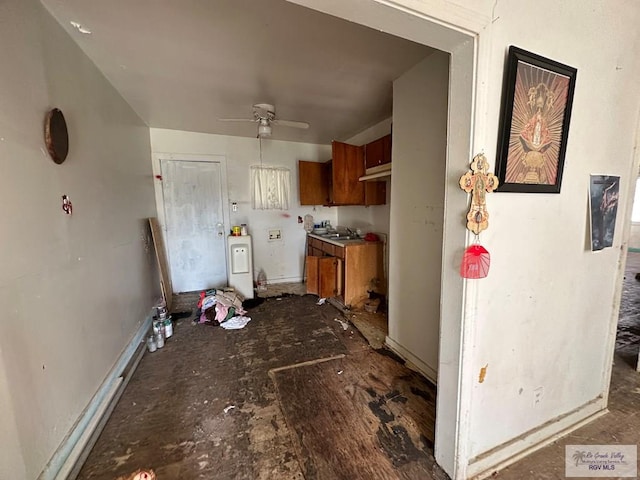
[269,229,282,240]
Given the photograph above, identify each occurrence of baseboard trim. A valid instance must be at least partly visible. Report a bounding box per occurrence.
[384,336,438,385]
[38,309,153,480]
[267,276,303,285]
[468,398,607,479]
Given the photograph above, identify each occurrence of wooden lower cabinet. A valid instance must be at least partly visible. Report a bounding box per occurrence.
[306,237,384,308]
[306,256,342,299]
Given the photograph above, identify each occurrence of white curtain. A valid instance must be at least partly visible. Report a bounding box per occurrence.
[251,166,290,210]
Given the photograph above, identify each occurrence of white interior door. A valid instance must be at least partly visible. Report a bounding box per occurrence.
[161,159,227,292]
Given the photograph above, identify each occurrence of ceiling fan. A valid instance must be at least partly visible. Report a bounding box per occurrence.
[218,103,310,138]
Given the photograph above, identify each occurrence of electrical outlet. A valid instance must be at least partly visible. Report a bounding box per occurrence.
[269,229,281,240]
[232,202,238,212]
[533,386,544,406]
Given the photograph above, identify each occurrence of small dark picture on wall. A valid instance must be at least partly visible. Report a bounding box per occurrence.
[589,175,620,251]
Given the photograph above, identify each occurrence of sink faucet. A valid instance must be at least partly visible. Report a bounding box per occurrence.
[345,227,357,237]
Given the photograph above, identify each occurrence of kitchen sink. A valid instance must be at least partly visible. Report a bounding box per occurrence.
[321,233,359,240]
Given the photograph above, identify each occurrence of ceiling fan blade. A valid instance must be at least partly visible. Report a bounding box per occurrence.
[272,119,310,129]
[218,118,258,123]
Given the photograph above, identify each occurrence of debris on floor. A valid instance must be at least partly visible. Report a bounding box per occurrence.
[334,318,349,330]
[115,469,156,480]
[363,298,380,313]
[146,301,175,353]
[317,298,327,305]
[78,294,442,479]
[220,316,252,330]
[223,405,236,414]
[194,287,252,330]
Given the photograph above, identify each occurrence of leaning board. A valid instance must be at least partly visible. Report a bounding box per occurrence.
[148,217,173,311]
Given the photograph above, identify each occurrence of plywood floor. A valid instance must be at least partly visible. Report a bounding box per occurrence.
[77,265,640,480]
[77,294,444,480]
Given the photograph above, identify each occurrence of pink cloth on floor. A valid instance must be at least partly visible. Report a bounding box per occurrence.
[215,303,230,323]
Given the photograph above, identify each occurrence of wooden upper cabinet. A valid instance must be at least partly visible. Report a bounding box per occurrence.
[365,181,386,206]
[382,134,392,164]
[364,134,392,169]
[299,160,329,205]
[332,141,365,205]
[299,137,388,207]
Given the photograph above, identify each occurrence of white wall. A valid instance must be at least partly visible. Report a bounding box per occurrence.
[386,52,449,381]
[464,1,640,470]
[0,1,158,478]
[150,129,335,284]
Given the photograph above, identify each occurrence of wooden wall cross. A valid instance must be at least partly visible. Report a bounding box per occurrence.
[459,154,499,234]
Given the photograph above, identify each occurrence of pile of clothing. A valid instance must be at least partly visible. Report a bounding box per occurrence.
[196,289,251,330]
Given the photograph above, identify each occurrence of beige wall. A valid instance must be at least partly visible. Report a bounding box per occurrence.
[387,52,450,381]
[0,1,157,478]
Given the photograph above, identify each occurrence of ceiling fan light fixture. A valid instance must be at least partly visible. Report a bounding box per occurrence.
[218,102,308,138]
[258,123,272,137]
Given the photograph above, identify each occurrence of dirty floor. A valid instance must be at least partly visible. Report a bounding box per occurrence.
[78,255,640,480]
[77,293,445,480]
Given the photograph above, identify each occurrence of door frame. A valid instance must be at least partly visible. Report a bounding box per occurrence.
[285,2,484,478]
[609,114,640,377]
[151,152,231,289]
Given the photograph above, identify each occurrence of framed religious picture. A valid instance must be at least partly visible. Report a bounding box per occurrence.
[495,46,577,193]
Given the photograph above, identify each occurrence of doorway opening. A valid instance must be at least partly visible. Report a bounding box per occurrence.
[617,176,640,370]
[288,2,476,477]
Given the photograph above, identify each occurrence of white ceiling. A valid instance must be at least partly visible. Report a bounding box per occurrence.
[41,0,434,144]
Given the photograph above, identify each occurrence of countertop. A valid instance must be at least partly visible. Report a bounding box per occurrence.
[308,233,367,247]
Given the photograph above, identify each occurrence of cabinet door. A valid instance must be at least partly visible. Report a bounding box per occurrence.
[364,181,386,206]
[332,141,364,205]
[299,160,329,205]
[365,137,384,169]
[323,160,333,205]
[306,255,340,298]
[343,243,384,308]
[364,134,392,168]
[306,256,320,295]
[381,134,392,165]
[318,257,340,298]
